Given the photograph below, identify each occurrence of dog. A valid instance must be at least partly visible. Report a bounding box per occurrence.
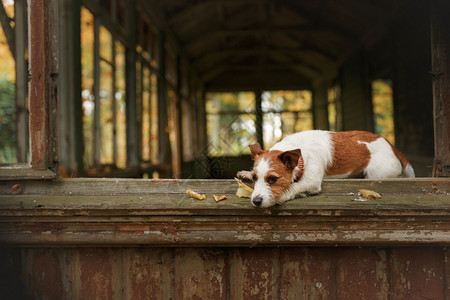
[237,130,415,208]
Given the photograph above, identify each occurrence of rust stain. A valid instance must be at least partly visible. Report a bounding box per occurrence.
[239,248,276,300]
[390,248,445,299]
[79,249,113,300]
[175,248,226,300]
[118,224,151,232]
[129,248,166,299]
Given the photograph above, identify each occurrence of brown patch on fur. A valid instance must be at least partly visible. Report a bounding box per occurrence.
[249,143,264,160]
[326,131,380,177]
[254,150,293,200]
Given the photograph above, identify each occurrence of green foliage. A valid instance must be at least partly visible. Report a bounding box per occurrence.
[372,79,395,144]
[0,78,16,162]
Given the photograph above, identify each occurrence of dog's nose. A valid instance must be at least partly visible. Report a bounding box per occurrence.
[252,196,263,207]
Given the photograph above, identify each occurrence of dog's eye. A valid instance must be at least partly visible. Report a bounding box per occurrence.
[252,174,257,181]
[267,176,278,184]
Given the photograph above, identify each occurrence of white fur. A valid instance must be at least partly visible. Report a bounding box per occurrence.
[358,138,402,178]
[252,158,274,207]
[402,164,415,178]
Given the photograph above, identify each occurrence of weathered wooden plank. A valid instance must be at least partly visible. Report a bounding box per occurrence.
[390,248,445,299]
[336,248,389,299]
[0,178,448,195]
[15,0,29,163]
[230,248,280,299]
[431,0,450,177]
[174,248,227,300]
[279,248,334,299]
[0,165,56,180]
[29,0,53,170]
[0,179,449,247]
[1,193,449,214]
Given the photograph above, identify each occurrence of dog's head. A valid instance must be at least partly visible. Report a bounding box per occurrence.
[249,143,302,208]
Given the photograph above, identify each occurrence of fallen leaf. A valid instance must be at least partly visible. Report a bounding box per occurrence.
[358,189,381,199]
[213,194,227,202]
[186,188,206,200]
[11,183,21,193]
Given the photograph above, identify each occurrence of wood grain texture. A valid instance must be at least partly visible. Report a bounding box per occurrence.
[0,179,449,247]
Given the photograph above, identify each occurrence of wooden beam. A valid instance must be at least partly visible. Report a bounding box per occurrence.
[58,0,84,175]
[125,0,140,168]
[0,1,15,59]
[194,48,338,70]
[168,0,268,25]
[0,179,449,246]
[201,63,320,82]
[185,26,343,55]
[156,32,172,177]
[14,0,28,163]
[282,0,360,43]
[29,0,53,170]
[431,0,450,177]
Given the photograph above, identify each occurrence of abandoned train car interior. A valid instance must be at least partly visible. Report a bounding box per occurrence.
[0,0,450,298]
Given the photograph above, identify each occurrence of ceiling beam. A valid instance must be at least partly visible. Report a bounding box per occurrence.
[168,0,268,25]
[282,0,361,43]
[184,25,340,53]
[201,62,321,82]
[193,48,338,70]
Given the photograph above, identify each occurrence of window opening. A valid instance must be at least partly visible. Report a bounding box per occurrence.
[81,5,128,172]
[262,90,313,150]
[372,79,395,144]
[328,85,342,131]
[0,0,28,164]
[206,90,313,156]
[206,92,257,156]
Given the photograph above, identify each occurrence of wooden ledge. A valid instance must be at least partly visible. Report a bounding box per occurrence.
[0,178,449,247]
[0,164,56,180]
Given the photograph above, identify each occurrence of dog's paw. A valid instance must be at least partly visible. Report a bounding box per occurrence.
[236,170,253,181]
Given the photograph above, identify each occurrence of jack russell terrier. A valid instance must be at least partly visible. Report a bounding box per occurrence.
[237,130,415,208]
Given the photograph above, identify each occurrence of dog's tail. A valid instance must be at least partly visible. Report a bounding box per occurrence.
[390,142,415,178]
[401,163,415,178]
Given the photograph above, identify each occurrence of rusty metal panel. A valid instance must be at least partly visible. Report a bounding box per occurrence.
[174,248,227,300]
[78,248,114,299]
[229,248,280,300]
[390,248,445,299]
[279,248,334,299]
[2,246,450,299]
[445,249,450,299]
[22,248,69,299]
[336,248,389,299]
[123,248,174,300]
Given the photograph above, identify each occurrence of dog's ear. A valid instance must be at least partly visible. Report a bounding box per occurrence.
[278,149,302,170]
[249,143,264,160]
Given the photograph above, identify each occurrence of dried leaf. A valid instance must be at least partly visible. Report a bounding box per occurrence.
[358,189,381,199]
[11,183,21,193]
[235,178,254,198]
[213,194,227,202]
[186,188,206,200]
